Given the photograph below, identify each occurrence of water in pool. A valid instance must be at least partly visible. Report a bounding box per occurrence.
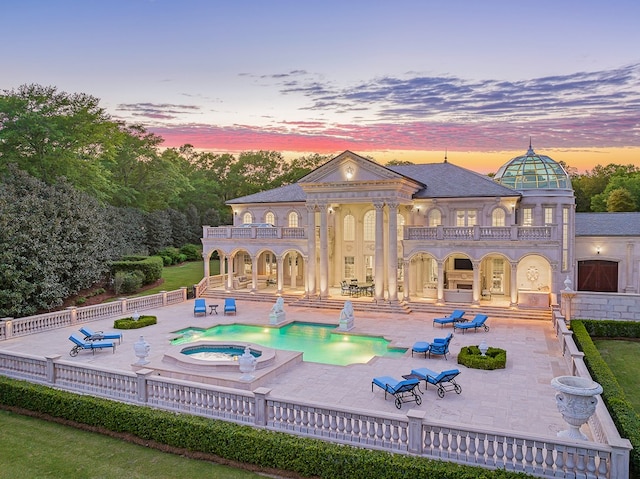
[172,322,406,366]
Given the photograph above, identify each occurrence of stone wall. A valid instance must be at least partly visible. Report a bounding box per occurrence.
[571,291,640,321]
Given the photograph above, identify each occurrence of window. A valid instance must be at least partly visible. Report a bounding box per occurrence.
[242,212,252,224]
[492,208,505,227]
[562,207,569,271]
[397,214,405,240]
[544,207,554,225]
[288,211,298,227]
[363,210,375,241]
[428,209,441,227]
[343,214,355,241]
[522,208,533,226]
[344,256,355,279]
[265,212,275,226]
[456,210,477,227]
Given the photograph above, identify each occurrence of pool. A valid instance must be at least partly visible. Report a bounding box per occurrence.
[181,344,261,361]
[172,322,406,366]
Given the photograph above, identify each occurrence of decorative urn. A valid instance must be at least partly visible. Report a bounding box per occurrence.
[551,375,603,441]
[238,346,257,381]
[134,335,150,365]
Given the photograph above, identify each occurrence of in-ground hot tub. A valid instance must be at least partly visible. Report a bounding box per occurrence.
[162,341,276,372]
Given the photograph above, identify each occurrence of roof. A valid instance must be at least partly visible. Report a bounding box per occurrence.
[494,146,571,190]
[227,159,520,205]
[575,212,640,236]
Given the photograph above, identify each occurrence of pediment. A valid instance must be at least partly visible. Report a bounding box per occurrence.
[299,150,407,184]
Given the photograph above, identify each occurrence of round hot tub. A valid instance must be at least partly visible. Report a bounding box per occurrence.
[162,341,275,372]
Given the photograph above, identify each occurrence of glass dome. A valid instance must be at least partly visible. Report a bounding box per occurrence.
[494,146,570,189]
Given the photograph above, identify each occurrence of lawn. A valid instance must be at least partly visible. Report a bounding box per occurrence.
[0,409,264,479]
[594,339,640,413]
[131,259,220,297]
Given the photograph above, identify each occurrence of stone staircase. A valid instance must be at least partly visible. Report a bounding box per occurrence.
[199,288,552,321]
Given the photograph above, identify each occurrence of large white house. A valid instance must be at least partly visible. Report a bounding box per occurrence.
[201,148,640,311]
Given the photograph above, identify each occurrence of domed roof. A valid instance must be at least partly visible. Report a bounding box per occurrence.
[494,144,571,190]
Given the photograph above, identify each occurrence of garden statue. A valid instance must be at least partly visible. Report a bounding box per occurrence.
[269,296,286,325]
[134,335,150,365]
[338,300,355,331]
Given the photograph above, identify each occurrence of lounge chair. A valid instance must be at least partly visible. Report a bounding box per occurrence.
[410,367,462,398]
[433,309,466,327]
[371,376,422,409]
[194,298,207,317]
[427,332,453,359]
[68,333,116,357]
[453,314,489,333]
[79,326,122,344]
[224,298,237,315]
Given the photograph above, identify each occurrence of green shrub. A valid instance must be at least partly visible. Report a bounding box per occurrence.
[111,256,163,285]
[0,376,534,479]
[179,244,201,261]
[114,315,157,329]
[161,255,173,266]
[113,270,144,294]
[75,297,86,305]
[157,247,182,264]
[457,346,506,370]
[572,320,640,476]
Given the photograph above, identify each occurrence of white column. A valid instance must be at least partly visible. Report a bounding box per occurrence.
[626,242,635,293]
[306,204,316,297]
[276,255,284,295]
[387,202,398,301]
[510,261,518,307]
[374,202,385,300]
[226,253,235,291]
[436,260,444,304]
[319,202,329,298]
[472,260,481,305]
[403,259,410,301]
[291,253,298,289]
[251,255,258,292]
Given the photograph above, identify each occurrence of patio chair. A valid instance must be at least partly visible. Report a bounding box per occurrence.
[194,298,207,316]
[453,314,489,333]
[371,376,422,409]
[340,281,351,296]
[410,367,462,398]
[79,326,122,344]
[433,309,466,327]
[68,333,116,357]
[224,298,237,315]
[427,332,453,359]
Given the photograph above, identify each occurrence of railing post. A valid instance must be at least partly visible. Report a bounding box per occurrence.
[120,298,128,314]
[253,387,271,427]
[3,319,13,339]
[610,443,631,479]
[180,287,188,301]
[66,306,78,326]
[45,355,60,384]
[407,409,427,454]
[136,369,154,403]
[161,291,167,306]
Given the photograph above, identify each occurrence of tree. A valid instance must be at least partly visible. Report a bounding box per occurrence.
[606,187,637,212]
[386,159,415,166]
[571,163,640,212]
[0,84,119,201]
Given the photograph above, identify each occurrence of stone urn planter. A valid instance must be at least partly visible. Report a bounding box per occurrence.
[551,375,603,441]
[238,346,257,382]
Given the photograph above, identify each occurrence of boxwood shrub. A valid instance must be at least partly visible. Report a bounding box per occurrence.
[457,345,506,370]
[0,376,534,479]
[114,315,157,329]
[571,320,640,476]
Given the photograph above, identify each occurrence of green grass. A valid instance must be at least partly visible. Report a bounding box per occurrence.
[594,339,640,413]
[131,259,220,297]
[0,409,264,479]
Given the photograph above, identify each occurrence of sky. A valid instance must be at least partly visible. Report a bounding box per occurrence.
[2,0,640,173]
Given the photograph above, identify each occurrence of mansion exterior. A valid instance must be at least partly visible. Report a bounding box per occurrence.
[201,149,640,310]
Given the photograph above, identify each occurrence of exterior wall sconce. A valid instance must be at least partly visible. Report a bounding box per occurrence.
[596,246,601,255]
[345,166,354,180]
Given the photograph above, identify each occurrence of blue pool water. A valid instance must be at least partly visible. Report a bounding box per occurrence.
[172,322,406,366]
[181,345,261,361]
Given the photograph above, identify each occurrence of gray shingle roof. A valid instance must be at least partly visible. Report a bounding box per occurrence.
[226,161,520,205]
[575,212,640,236]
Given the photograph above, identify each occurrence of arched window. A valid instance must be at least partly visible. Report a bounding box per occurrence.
[397,214,405,240]
[428,209,441,227]
[243,212,252,224]
[288,211,299,227]
[343,214,355,241]
[265,212,275,226]
[492,208,505,227]
[363,210,375,241]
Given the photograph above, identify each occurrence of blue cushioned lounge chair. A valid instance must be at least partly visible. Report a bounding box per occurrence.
[410,367,462,398]
[433,310,466,327]
[79,326,122,344]
[194,298,207,316]
[453,314,489,333]
[428,332,453,359]
[371,376,422,409]
[68,333,116,357]
[224,298,237,315]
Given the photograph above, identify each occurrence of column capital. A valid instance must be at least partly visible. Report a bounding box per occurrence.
[306,203,316,213]
[386,201,399,210]
[373,201,385,210]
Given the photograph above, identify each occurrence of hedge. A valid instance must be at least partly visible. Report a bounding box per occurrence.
[457,346,506,370]
[113,315,157,329]
[110,256,163,285]
[571,320,640,477]
[0,377,534,479]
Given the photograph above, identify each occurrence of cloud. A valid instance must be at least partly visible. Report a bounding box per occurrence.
[116,102,200,120]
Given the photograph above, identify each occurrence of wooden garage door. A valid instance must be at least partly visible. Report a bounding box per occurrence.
[577,260,618,292]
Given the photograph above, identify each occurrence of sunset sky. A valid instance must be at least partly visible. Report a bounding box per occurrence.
[2,0,640,173]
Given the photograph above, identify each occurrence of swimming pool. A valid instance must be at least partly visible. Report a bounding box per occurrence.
[172,322,406,366]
